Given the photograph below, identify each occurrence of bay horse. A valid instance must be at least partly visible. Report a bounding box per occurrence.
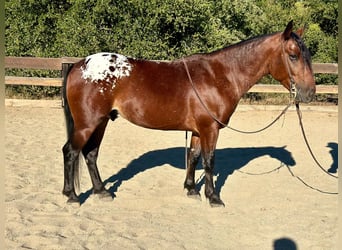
[62,21,315,206]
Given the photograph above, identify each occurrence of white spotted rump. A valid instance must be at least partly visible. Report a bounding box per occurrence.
[81,53,132,85]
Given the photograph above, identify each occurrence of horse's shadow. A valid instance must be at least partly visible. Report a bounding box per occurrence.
[79,146,296,204]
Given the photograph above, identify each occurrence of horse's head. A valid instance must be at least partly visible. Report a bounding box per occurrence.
[270,21,316,103]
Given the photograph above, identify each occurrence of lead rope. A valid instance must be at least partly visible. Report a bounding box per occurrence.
[295,103,338,179]
[283,41,338,194]
[185,131,188,169]
[281,42,338,182]
[183,55,338,192]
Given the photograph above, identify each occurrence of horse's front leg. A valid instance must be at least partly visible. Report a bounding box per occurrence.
[184,132,201,198]
[200,128,225,207]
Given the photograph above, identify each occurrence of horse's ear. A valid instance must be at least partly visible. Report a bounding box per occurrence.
[283,20,294,40]
[295,27,305,37]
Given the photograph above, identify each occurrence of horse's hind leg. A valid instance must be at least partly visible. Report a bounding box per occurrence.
[62,141,81,203]
[184,132,201,198]
[82,119,112,198]
[63,122,103,203]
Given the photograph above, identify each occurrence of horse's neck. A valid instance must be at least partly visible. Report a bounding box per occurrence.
[218,34,280,97]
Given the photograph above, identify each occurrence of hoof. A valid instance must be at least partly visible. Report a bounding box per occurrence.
[66,195,80,204]
[63,190,80,204]
[208,194,225,207]
[186,189,202,200]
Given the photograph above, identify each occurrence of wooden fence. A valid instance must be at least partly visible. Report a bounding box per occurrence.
[4,56,338,94]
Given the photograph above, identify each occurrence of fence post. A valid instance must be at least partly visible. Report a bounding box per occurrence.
[61,63,74,107]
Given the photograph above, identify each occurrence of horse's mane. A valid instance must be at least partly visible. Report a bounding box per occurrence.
[208,32,276,56]
[210,31,311,66]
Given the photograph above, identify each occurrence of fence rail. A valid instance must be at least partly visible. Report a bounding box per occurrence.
[5,57,338,94]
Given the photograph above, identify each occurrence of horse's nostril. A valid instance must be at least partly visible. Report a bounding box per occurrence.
[295,86,316,103]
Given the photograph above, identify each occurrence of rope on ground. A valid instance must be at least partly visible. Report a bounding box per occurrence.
[286,164,338,195]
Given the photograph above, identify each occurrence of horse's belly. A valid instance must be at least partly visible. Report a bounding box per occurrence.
[113,102,187,130]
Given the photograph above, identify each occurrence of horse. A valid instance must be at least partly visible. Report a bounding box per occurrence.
[62,21,315,207]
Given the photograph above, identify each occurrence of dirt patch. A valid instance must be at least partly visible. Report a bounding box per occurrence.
[5,100,338,249]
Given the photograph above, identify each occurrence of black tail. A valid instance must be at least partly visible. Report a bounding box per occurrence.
[62,63,74,140]
[62,63,80,191]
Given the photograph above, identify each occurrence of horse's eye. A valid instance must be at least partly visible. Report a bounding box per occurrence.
[289,54,298,62]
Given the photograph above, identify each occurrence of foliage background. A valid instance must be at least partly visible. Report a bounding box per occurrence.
[5,0,338,99]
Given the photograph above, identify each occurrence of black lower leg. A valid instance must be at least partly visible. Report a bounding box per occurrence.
[62,141,80,203]
[184,135,201,197]
[184,148,201,196]
[83,147,111,199]
[203,151,224,207]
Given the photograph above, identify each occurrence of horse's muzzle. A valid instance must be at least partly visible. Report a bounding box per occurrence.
[295,86,316,103]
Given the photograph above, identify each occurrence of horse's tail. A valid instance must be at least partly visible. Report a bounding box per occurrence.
[62,63,80,191]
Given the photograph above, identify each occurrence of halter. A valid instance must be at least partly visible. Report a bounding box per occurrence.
[281,40,297,101]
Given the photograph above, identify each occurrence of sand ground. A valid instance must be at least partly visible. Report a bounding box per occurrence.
[5,99,338,249]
